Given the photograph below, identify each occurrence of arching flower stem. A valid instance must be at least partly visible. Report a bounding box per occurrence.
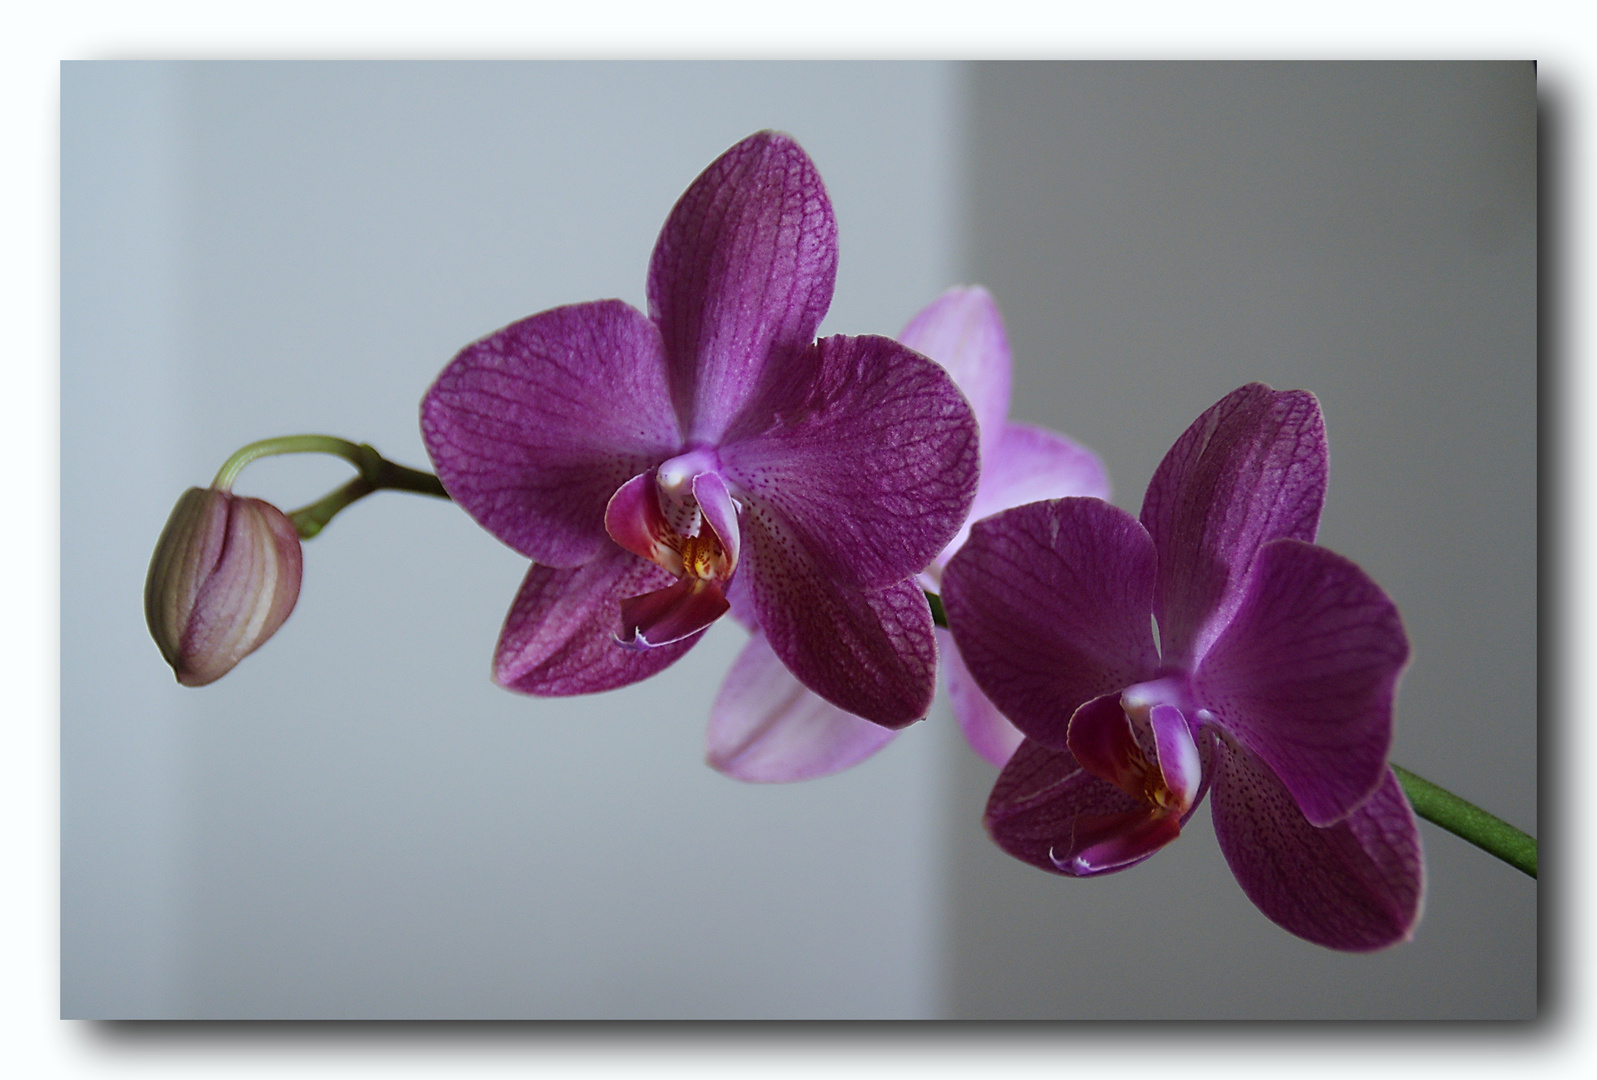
[210,434,450,539]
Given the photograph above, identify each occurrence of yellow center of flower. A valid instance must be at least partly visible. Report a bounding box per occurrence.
[678,530,726,580]
[1118,738,1178,810]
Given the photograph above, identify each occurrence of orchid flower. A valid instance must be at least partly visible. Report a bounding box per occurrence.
[941,384,1424,951]
[420,131,979,727]
[707,287,1108,781]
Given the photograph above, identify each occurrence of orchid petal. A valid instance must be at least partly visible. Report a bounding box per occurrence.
[1066,692,1150,799]
[1194,538,1408,827]
[422,300,680,568]
[983,738,1174,878]
[647,131,837,444]
[619,577,730,649]
[1149,703,1202,809]
[692,471,740,572]
[1210,743,1424,951]
[928,421,1111,580]
[604,471,683,575]
[721,333,979,591]
[897,285,1011,463]
[493,544,702,695]
[942,499,1160,750]
[707,631,899,782]
[939,627,1025,768]
[739,515,938,727]
[1139,383,1327,668]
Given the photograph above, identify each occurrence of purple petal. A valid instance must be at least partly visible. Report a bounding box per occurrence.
[984,738,1174,878]
[707,631,899,782]
[619,577,730,649]
[1140,383,1327,668]
[422,300,680,568]
[1194,538,1409,827]
[930,421,1111,579]
[692,471,740,571]
[720,333,979,591]
[493,544,702,695]
[1210,744,1424,951]
[739,518,938,728]
[1065,692,1150,799]
[897,285,1011,463]
[942,499,1161,750]
[604,470,683,575]
[1150,704,1202,808]
[939,627,1024,768]
[647,131,837,444]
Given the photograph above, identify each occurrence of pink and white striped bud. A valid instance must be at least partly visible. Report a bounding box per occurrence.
[144,487,303,686]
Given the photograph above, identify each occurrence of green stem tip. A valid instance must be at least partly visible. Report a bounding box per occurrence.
[1392,765,1537,878]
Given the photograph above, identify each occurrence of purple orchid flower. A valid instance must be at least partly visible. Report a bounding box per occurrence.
[707,286,1108,781]
[420,131,979,727]
[941,384,1424,951]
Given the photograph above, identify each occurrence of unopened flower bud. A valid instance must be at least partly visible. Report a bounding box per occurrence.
[144,487,303,686]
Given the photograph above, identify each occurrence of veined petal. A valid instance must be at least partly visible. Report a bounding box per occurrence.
[647,131,837,444]
[929,421,1111,579]
[984,739,1175,878]
[707,631,898,782]
[422,300,680,568]
[942,499,1161,750]
[739,509,938,727]
[897,285,1011,464]
[1140,383,1327,667]
[720,333,979,591]
[1194,538,1408,827]
[939,627,1025,768]
[1210,743,1424,952]
[493,544,703,696]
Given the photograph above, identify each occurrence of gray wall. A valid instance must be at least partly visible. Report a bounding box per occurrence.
[63,61,1536,1019]
[946,62,1536,1019]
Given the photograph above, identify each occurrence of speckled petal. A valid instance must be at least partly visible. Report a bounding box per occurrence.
[647,131,837,444]
[720,333,979,592]
[942,499,1160,750]
[897,285,1011,463]
[707,631,899,782]
[1140,383,1327,668]
[493,544,703,695]
[739,513,938,728]
[1210,742,1424,952]
[983,738,1171,878]
[422,300,680,568]
[1194,538,1408,827]
[940,627,1024,768]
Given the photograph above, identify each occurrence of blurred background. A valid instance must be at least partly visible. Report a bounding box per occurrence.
[62,61,1535,1019]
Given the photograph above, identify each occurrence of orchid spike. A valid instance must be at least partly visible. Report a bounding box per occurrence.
[421,131,979,727]
[942,384,1424,951]
[707,286,1109,781]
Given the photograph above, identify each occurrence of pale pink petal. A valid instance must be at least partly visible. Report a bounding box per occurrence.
[897,285,1011,463]
[1140,383,1327,668]
[1149,703,1202,809]
[707,631,899,782]
[939,627,1024,768]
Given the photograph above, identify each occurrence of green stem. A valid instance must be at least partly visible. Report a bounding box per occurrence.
[210,434,451,539]
[1392,765,1537,879]
[924,587,1537,880]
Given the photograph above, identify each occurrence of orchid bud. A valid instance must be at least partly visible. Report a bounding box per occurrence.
[144,486,303,687]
